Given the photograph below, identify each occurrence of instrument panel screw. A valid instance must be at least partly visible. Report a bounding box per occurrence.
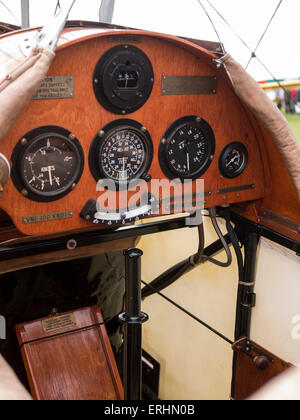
[161,138,167,145]
[196,117,201,123]
[69,133,76,141]
[21,189,28,197]
[71,183,76,190]
[67,239,77,251]
[122,110,127,115]
[141,126,147,133]
[94,78,99,84]
[124,45,129,49]
[21,138,28,146]
[98,130,105,137]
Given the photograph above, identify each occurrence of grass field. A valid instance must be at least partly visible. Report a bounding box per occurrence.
[283,112,300,143]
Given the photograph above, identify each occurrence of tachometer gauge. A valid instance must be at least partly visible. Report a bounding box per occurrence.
[159,116,215,180]
[89,119,153,188]
[219,142,248,178]
[11,126,84,202]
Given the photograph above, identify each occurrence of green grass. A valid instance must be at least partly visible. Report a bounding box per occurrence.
[283,112,300,143]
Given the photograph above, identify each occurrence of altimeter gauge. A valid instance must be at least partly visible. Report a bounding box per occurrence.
[159,116,215,180]
[11,126,84,202]
[219,142,248,179]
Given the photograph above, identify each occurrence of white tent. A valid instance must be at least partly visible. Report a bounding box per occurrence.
[0,0,299,81]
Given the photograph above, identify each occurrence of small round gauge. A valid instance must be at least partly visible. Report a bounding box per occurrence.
[89,119,153,187]
[219,142,248,178]
[11,126,84,202]
[159,116,215,180]
[93,44,154,115]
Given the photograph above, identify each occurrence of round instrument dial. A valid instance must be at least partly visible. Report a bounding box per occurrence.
[159,116,215,180]
[89,119,153,187]
[11,127,84,202]
[93,45,154,115]
[219,142,248,178]
[100,129,146,182]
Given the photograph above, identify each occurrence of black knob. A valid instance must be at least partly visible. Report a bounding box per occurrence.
[253,356,269,370]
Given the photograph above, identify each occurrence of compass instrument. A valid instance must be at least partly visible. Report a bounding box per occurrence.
[89,119,153,187]
[159,116,215,180]
[11,126,84,202]
[219,142,248,179]
[93,44,154,114]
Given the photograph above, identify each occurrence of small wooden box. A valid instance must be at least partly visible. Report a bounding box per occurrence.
[16,306,123,400]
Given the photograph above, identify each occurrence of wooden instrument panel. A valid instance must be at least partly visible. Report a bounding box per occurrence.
[0,29,265,237]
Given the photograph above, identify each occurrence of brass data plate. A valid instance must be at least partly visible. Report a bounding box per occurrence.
[33,76,74,100]
[23,211,73,224]
[108,35,142,44]
[217,184,255,194]
[42,313,76,334]
[162,76,217,95]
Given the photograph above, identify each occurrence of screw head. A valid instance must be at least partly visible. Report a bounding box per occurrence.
[98,130,105,137]
[21,138,28,146]
[161,138,167,145]
[69,133,76,141]
[21,189,28,197]
[94,78,99,84]
[196,117,201,123]
[71,183,76,190]
[141,126,147,133]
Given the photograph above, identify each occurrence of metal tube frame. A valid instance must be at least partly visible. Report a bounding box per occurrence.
[119,248,148,401]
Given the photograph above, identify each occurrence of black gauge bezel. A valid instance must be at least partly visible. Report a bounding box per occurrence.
[93,44,154,115]
[159,115,216,181]
[11,126,84,203]
[89,119,154,189]
[219,142,248,179]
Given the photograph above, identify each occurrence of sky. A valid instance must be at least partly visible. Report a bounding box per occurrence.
[0,0,299,81]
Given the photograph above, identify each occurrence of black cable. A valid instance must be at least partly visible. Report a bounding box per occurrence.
[202,208,232,267]
[141,280,233,346]
[224,208,244,341]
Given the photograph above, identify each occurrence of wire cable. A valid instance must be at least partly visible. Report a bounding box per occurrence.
[141,279,233,345]
[245,0,283,70]
[0,1,21,26]
[205,0,300,107]
[196,0,226,55]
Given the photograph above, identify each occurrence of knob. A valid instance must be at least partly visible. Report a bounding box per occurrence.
[253,356,269,370]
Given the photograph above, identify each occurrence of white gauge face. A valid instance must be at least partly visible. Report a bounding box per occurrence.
[100,130,146,182]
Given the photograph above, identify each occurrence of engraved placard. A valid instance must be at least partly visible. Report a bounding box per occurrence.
[23,211,73,224]
[42,313,76,334]
[162,76,217,95]
[33,76,74,100]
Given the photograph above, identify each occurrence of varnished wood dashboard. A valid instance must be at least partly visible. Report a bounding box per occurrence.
[0,27,279,238]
